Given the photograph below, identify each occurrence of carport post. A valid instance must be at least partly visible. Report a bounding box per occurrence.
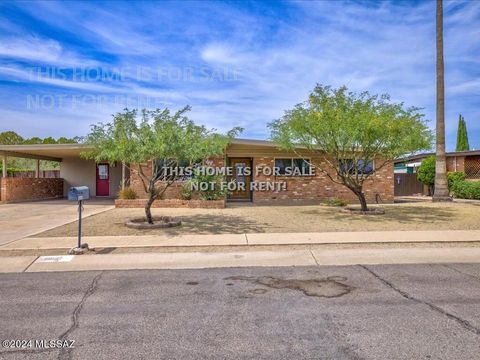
[35,159,40,178]
[2,155,6,178]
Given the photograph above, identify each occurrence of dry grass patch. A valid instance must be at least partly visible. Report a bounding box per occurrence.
[34,201,480,238]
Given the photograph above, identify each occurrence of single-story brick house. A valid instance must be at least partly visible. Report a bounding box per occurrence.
[0,139,394,205]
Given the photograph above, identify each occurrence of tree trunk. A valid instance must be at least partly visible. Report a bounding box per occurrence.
[357,191,368,212]
[433,0,451,202]
[145,191,156,224]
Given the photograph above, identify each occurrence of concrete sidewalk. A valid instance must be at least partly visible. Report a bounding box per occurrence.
[2,230,480,254]
[2,246,480,273]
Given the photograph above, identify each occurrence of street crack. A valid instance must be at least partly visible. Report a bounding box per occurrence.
[57,271,104,360]
[359,264,480,336]
[0,272,104,358]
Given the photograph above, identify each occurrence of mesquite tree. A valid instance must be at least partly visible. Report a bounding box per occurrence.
[269,85,433,211]
[84,106,241,223]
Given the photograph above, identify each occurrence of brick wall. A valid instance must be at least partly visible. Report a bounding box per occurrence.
[115,198,226,209]
[447,156,465,172]
[252,156,394,204]
[0,177,64,202]
[128,155,394,205]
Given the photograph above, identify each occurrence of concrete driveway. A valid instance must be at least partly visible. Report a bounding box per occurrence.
[0,199,114,246]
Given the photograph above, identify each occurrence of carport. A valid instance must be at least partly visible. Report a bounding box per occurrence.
[0,144,128,202]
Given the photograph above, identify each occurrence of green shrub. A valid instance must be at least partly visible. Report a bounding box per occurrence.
[417,155,435,188]
[325,198,347,207]
[118,187,137,200]
[451,180,480,200]
[180,182,193,200]
[447,171,466,190]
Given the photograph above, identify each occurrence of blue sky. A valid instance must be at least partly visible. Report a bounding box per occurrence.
[0,0,479,151]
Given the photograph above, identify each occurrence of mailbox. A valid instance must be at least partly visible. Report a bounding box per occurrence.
[68,186,90,201]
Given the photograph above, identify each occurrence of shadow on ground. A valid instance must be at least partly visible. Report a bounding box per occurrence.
[36,212,269,237]
[161,214,268,235]
[301,206,455,224]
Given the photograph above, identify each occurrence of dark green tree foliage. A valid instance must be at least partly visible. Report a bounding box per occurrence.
[0,131,80,145]
[0,131,24,145]
[269,84,433,211]
[455,114,470,151]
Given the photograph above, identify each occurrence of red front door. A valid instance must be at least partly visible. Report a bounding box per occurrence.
[96,163,110,196]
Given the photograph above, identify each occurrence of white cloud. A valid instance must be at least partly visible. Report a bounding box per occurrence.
[0,35,99,67]
[1,0,479,149]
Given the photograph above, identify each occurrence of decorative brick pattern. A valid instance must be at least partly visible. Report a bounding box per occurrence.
[0,178,63,202]
[115,198,226,209]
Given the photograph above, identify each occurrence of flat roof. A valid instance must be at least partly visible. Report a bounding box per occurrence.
[395,150,480,164]
[0,144,91,161]
[0,138,284,161]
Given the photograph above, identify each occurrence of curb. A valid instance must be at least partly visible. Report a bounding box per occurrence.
[2,240,480,257]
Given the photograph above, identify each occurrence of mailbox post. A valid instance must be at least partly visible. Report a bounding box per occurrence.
[68,186,90,254]
[77,195,83,249]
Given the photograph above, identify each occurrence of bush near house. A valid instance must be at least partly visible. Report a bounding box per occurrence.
[119,187,138,200]
[447,171,466,189]
[180,183,193,200]
[325,198,348,207]
[417,156,435,194]
[451,180,480,200]
[417,157,467,194]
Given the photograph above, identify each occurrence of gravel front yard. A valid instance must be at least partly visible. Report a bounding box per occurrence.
[35,201,480,237]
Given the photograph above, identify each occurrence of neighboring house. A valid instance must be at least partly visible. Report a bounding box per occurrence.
[394,161,422,175]
[395,150,480,179]
[393,150,480,196]
[0,139,394,204]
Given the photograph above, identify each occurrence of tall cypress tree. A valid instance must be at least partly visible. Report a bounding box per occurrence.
[456,114,470,151]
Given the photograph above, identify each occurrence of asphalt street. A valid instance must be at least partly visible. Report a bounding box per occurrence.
[1,263,479,360]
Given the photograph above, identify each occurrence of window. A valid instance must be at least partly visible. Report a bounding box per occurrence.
[293,158,310,174]
[339,159,374,175]
[274,158,311,176]
[98,164,109,179]
[275,159,291,175]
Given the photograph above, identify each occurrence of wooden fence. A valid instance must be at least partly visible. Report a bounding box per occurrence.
[394,173,425,196]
